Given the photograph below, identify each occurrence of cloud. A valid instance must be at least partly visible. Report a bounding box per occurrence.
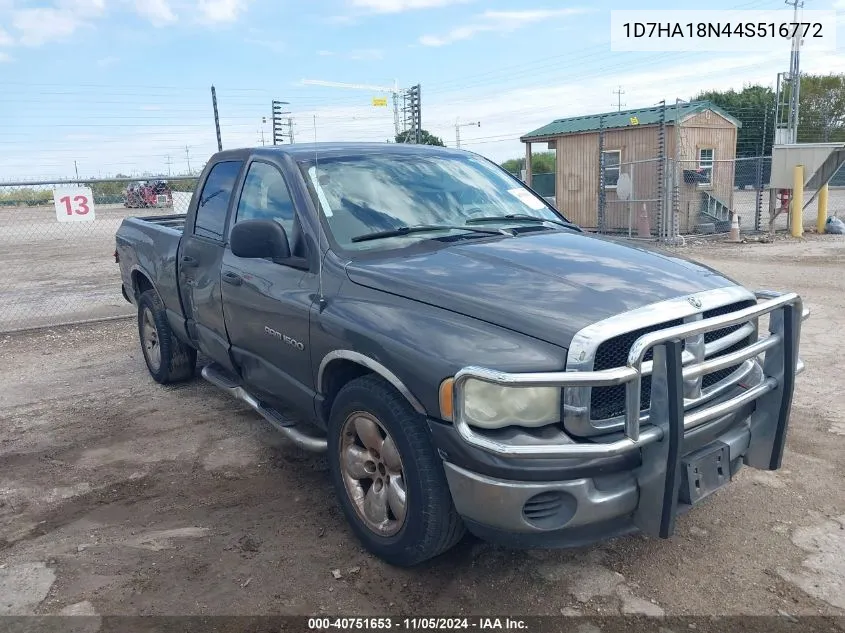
[246,38,285,53]
[12,8,84,47]
[58,0,105,16]
[97,55,120,67]
[315,48,382,60]
[350,0,472,12]
[7,0,106,47]
[348,48,384,60]
[135,0,177,26]
[420,8,589,46]
[0,27,12,46]
[0,51,11,62]
[197,0,250,23]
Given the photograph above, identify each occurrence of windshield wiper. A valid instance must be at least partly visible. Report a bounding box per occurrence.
[465,214,573,228]
[351,224,504,243]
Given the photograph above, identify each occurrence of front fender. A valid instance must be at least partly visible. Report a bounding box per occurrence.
[311,283,568,418]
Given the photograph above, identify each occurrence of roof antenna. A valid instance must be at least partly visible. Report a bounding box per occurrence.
[313,114,327,311]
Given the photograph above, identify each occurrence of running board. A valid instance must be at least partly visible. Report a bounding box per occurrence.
[201,363,327,453]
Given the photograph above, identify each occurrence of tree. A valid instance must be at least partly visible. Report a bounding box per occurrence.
[694,85,775,157]
[500,151,556,175]
[395,129,445,146]
[695,74,845,152]
[796,74,845,143]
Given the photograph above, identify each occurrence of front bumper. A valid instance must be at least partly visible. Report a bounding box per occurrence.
[441,290,808,542]
[442,414,752,546]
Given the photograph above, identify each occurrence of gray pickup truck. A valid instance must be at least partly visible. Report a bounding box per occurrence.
[115,143,808,567]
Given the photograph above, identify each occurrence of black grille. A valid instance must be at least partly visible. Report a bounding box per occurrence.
[702,301,755,344]
[702,339,749,388]
[589,301,756,422]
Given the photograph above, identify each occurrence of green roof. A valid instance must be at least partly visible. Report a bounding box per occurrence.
[521,101,741,141]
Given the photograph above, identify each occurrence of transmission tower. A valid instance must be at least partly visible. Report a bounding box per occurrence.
[401,84,422,143]
[272,100,294,144]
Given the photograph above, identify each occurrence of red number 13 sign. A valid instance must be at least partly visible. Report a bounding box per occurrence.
[54,187,96,223]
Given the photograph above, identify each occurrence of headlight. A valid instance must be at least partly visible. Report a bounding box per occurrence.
[460,378,561,429]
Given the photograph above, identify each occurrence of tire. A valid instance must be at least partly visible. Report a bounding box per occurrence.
[137,289,197,384]
[327,374,465,566]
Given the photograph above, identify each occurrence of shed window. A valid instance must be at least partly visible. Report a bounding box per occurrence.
[602,150,621,188]
[698,148,714,185]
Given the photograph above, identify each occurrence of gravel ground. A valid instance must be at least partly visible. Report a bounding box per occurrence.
[0,234,843,620]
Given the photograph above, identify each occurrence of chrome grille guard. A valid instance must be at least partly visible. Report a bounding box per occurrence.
[451,290,809,461]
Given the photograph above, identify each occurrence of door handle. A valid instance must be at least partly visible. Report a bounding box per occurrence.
[222,271,243,286]
[181,255,198,268]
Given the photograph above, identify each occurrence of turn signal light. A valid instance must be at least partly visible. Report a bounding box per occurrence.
[439,378,454,422]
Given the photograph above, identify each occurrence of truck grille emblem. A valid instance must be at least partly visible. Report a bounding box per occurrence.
[687,296,703,309]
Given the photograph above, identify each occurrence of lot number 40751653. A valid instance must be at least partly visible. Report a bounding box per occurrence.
[54,187,96,223]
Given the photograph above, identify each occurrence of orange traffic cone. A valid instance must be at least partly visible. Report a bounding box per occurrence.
[728,211,741,243]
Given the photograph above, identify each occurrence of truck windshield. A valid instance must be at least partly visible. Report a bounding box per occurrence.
[298,151,571,252]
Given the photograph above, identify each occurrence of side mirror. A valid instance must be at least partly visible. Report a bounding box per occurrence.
[230,219,291,260]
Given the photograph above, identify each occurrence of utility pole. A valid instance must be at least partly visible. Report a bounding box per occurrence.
[613,86,626,112]
[259,117,267,146]
[785,0,803,144]
[211,85,222,152]
[185,146,192,175]
[391,79,400,137]
[455,117,480,149]
[287,117,295,144]
[74,160,79,180]
[165,155,172,177]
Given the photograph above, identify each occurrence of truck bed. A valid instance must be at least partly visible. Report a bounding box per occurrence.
[129,213,187,233]
[115,214,186,323]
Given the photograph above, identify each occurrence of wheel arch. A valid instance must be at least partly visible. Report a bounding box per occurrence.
[131,268,157,302]
[317,350,427,419]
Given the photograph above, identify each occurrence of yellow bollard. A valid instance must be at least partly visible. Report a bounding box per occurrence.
[817,184,829,234]
[791,164,804,237]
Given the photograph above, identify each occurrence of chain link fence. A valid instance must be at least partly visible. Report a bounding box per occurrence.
[3,161,843,333]
[594,154,840,241]
[601,157,665,239]
[0,177,196,332]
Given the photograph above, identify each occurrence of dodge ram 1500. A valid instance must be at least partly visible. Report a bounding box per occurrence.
[115,143,808,566]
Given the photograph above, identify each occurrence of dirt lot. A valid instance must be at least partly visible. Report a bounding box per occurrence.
[1,235,844,619]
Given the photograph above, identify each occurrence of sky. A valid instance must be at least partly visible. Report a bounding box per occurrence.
[1,0,845,181]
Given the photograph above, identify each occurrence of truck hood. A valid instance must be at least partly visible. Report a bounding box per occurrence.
[345,230,739,349]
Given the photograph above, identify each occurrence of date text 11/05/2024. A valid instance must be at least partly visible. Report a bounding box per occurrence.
[307,617,529,631]
[622,21,823,38]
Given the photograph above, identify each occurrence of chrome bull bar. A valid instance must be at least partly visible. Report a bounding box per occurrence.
[452,290,808,461]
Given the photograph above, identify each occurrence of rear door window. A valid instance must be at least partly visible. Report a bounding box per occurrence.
[194,160,243,240]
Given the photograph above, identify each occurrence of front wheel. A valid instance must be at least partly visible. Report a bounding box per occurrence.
[137,289,196,384]
[327,375,465,567]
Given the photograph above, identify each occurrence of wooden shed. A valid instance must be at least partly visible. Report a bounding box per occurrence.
[520,101,742,234]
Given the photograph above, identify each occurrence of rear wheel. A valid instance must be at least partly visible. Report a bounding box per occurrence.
[137,289,196,384]
[327,375,465,566]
